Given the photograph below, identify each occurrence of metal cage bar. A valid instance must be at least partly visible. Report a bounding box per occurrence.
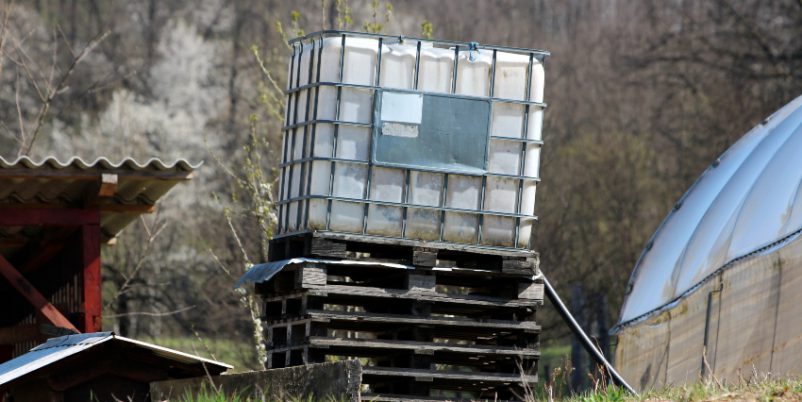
[324,34,348,232]
[362,38,383,235]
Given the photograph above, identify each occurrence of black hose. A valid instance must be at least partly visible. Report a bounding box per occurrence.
[542,274,638,395]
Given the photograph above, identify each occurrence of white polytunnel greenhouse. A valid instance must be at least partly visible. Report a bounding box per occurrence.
[613,94,802,390]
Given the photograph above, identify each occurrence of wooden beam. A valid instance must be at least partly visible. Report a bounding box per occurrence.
[0,203,156,213]
[82,224,102,332]
[0,208,99,226]
[0,254,79,333]
[98,173,118,197]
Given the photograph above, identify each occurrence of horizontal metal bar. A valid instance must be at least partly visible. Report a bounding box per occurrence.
[277,194,539,220]
[489,136,545,145]
[288,30,551,59]
[279,157,369,168]
[283,119,372,131]
[286,82,548,109]
[280,156,541,181]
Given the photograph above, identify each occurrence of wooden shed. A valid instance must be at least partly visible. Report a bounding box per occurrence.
[0,332,230,402]
[0,156,195,361]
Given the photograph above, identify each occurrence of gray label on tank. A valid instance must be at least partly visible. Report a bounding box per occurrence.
[382,121,419,138]
[373,90,490,174]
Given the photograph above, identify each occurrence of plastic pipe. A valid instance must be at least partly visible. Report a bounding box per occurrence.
[542,274,638,395]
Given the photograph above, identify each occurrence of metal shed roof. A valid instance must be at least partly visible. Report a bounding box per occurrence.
[0,156,199,245]
[0,332,231,387]
[618,94,802,327]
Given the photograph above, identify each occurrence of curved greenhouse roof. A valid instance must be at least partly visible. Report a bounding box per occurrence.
[618,94,802,326]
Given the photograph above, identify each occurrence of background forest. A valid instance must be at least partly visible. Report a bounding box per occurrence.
[1,0,801,388]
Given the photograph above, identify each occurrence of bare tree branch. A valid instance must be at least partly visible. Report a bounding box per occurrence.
[103,305,195,318]
[15,29,109,156]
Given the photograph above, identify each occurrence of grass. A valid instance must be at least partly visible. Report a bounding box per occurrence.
[547,377,802,402]
[145,338,802,401]
[178,384,342,402]
[172,370,802,401]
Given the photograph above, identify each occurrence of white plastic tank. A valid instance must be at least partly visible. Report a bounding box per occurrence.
[279,31,548,251]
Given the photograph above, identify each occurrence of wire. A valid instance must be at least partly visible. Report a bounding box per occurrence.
[542,274,638,395]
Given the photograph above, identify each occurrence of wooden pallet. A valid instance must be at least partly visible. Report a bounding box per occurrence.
[268,231,539,275]
[255,259,542,400]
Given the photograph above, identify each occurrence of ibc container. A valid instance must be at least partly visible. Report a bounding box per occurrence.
[278,31,548,251]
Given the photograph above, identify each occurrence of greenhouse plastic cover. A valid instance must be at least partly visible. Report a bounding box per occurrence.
[618,94,802,326]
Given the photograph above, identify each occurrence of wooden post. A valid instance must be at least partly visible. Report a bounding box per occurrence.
[82,223,102,332]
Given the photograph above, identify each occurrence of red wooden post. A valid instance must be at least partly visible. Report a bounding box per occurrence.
[82,223,102,332]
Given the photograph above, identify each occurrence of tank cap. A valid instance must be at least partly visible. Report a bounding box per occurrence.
[468,41,479,62]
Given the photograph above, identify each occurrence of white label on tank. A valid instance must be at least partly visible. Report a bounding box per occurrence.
[382,121,419,138]
[381,92,423,124]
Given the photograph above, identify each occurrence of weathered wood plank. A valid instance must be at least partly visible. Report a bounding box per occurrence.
[309,237,347,258]
[518,282,545,300]
[406,274,436,291]
[314,231,535,258]
[305,310,540,331]
[362,366,537,383]
[308,337,539,357]
[306,284,538,308]
[300,266,327,287]
[412,247,437,267]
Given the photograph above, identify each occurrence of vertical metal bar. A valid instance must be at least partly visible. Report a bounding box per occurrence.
[413,40,422,90]
[451,46,459,94]
[438,174,449,242]
[477,49,498,245]
[303,36,325,230]
[362,37,382,235]
[489,49,497,98]
[517,52,535,249]
[278,44,298,234]
[401,169,411,238]
[296,38,317,231]
[285,42,305,232]
[325,34,347,231]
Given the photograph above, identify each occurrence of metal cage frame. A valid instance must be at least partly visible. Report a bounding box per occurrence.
[278,30,549,252]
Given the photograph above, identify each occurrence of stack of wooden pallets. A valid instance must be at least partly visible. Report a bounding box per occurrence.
[256,232,542,401]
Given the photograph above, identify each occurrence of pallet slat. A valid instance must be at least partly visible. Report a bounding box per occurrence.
[305,285,541,308]
[306,310,541,332]
[362,366,537,383]
[308,337,540,357]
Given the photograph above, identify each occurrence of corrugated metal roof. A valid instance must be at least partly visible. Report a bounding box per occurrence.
[0,332,231,386]
[617,94,802,327]
[0,156,199,171]
[0,156,199,244]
